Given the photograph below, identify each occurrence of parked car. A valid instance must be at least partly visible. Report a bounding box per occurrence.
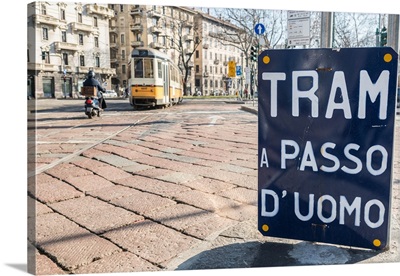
[103,90,118,98]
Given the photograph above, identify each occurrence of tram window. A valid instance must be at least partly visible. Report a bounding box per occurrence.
[134,59,143,78]
[144,59,154,78]
[157,61,162,78]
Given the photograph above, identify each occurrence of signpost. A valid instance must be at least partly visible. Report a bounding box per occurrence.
[228,60,236,78]
[287,11,310,46]
[257,47,398,250]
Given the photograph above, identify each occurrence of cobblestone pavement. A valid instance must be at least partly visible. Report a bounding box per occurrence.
[27,99,399,275]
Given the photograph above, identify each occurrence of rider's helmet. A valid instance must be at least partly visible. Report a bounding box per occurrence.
[87,70,95,78]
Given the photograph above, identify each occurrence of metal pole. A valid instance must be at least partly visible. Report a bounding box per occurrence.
[388,14,399,53]
[320,12,333,48]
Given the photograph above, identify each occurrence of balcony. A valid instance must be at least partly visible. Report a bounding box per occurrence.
[109,25,118,34]
[223,61,229,66]
[183,34,193,41]
[182,20,194,28]
[28,62,58,72]
[213,59,219,65]
[203,44,209,49]
[95,67,116,77]
[86,4,115,18]
[71,22,95,33]
[33,14,60,27]
[203,72,209,78]
[77,66,91,74]
[148,10,162,18]
[149,42,164,49]
[131,41,144,47]
[54,42,78,52]
[150,26,162,34]
[130,8,143,16]
[130,24,143,32]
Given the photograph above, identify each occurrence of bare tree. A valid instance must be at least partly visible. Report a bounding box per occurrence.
[169,20,203,95]
[211,8,286,66]
[333,12,380,48]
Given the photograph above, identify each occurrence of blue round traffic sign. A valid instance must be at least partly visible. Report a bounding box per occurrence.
[254,23,265,35]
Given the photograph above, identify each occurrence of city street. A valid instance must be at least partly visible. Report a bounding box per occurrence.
[27,98,400,275]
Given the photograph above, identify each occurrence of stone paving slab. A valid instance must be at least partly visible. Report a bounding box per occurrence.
[88,163,133,181]
[181,177,236,194]
[34,212,122,270]
[103,220,199,265]
[87,184,143,202]
[110,189,177,216]
[49,196,144,234]
[73,251,160,274]
[172,189,243,212]
[30,175,83,204]
[217,187,258,205]
[114,175,192,198]
[45,163,93,179]
[145,204,215,232]
[64,174,116,192]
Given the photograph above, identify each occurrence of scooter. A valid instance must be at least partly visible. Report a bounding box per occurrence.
[84,96,102,119]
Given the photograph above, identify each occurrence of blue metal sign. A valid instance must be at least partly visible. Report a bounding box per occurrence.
[236,65,242,76]
[254,23,265,35]
[257,48,398,250]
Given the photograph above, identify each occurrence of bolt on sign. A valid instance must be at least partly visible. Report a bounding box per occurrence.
[257,48,398,250]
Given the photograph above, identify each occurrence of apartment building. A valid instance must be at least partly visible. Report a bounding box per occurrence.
[108,4,197,95]
[108,4,244,96]
[194,12,244,95]
[27,2,115,98]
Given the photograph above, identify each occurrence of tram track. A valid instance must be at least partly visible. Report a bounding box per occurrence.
[30,112,157,177]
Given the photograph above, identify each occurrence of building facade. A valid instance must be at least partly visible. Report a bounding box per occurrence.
[194,12,244,96]
[27,2,115,98]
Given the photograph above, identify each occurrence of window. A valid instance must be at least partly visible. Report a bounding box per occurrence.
[120,4,124,12]
[61,31,67,42]
[157,61,162,78]
[44,52,50,64]
[78,34,84,45]
[41,4,46,15]
[42,27,48,40]
[111,33,117,43]
[120,34,125,45]
[78,13,82,23]
[195,65,199,73]
[93,17,98,27]
[195,50,199,59]
[121,50,125,60]
[60,9,66,20]
[122,64,126,74]
[94,37,99,47]
[134,58,154,78]
[79,55,85,66]
[62,53,68,65]
[95,56,100,68]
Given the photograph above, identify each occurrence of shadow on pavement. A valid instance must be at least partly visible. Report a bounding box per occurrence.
[176,240,381,271]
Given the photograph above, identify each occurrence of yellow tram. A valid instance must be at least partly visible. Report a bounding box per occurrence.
[127,47,183,109]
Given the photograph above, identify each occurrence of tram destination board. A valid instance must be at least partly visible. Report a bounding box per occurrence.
[257,47,398,250]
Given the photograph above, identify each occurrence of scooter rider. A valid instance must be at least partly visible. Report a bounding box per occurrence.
[83,70,106,109]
